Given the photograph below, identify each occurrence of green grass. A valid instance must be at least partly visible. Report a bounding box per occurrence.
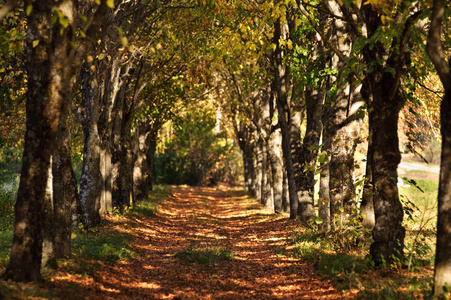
[399,179,438,215]
[175,243,234,266]
[71,230,136,263]
[130,184,171,217]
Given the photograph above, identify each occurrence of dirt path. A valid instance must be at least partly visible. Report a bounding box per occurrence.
[63,185,353,299]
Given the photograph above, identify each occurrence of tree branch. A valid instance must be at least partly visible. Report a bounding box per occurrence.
[0,0,18,21]
[426,0,451,90]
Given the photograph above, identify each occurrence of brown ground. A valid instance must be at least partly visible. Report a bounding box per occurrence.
[51,185,356,299]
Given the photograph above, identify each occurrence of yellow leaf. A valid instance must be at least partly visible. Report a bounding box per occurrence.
[295,18,301,28]
[87,55,93,62]
[106,0,114,8]
[98,53,105,60]
[26,4,33,16]
[32,40,39,48]
[121,36,128,47]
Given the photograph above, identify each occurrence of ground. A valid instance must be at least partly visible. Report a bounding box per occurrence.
[51,185,355,299]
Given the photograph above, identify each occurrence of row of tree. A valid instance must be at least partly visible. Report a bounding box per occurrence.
[207,0,450,295]
[0,0,449,296]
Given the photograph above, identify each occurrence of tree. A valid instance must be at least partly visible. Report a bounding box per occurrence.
[426,0,451,295]
[3,0,109,282]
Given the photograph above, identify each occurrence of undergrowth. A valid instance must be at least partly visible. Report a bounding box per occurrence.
[290,179,437,300]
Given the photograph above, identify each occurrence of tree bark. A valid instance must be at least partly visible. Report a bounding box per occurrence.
[329,82,364,228]
[361,124,375,230]
[426,0,451,294]
[133,120,151,200]
[297,87,324,222]
[269,130,284,213]
[366,79,405,266]
[272,18,299,219]
[4,0,76,282]
[79,65,102,229]
[42,101,79,268]
[360,4,420,266]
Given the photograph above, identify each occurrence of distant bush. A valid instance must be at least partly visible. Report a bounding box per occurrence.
[156,106,241,186]
[0,147,22,184]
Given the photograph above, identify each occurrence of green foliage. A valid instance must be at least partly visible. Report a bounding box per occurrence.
[156,105,240,186]
[175,243,234,266]
[0,147,22,184]
[0,177,18,232]
[0,230,13,267]
[291,228,371,291]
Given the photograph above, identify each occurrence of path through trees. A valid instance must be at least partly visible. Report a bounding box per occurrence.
[50,185,354,299]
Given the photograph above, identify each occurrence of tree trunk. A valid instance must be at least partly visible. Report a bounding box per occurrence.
[272,18,299,219]
[297,87,324,222]
[254,135,263,203]
[425,0,451,294]
[53,102,79,257]
[269,130,284,213]
[282,168,289,213]
[261,140,274,211]
[329,83,364,228]
[99,146,113,213]
[79,65,102,229]
[4,0,77,282]
[366,80,405,266]
[42,158,55,269]
[118,117,134,208]
[318,129,331,231]
[133,120,151,200]
[434,90,451,295]
[361,125,375,230]
[361,4,419,266]
[148,130,158,189]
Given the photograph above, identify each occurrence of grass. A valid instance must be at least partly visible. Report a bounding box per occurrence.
[175,242,234,266]
[129,184,171,218]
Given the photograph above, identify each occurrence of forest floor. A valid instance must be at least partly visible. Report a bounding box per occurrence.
[45,185,355,299]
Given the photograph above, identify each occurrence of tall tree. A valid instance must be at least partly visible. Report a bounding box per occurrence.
[426,0,451,295]
[3,0,109,281]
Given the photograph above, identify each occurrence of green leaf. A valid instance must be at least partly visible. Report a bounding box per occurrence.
[59,17,69,28]
[79,14,88,22]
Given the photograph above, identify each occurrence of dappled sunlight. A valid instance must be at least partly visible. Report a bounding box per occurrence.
[47,185,353,299]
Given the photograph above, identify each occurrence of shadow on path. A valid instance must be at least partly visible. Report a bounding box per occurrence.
[56,185,354,299]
